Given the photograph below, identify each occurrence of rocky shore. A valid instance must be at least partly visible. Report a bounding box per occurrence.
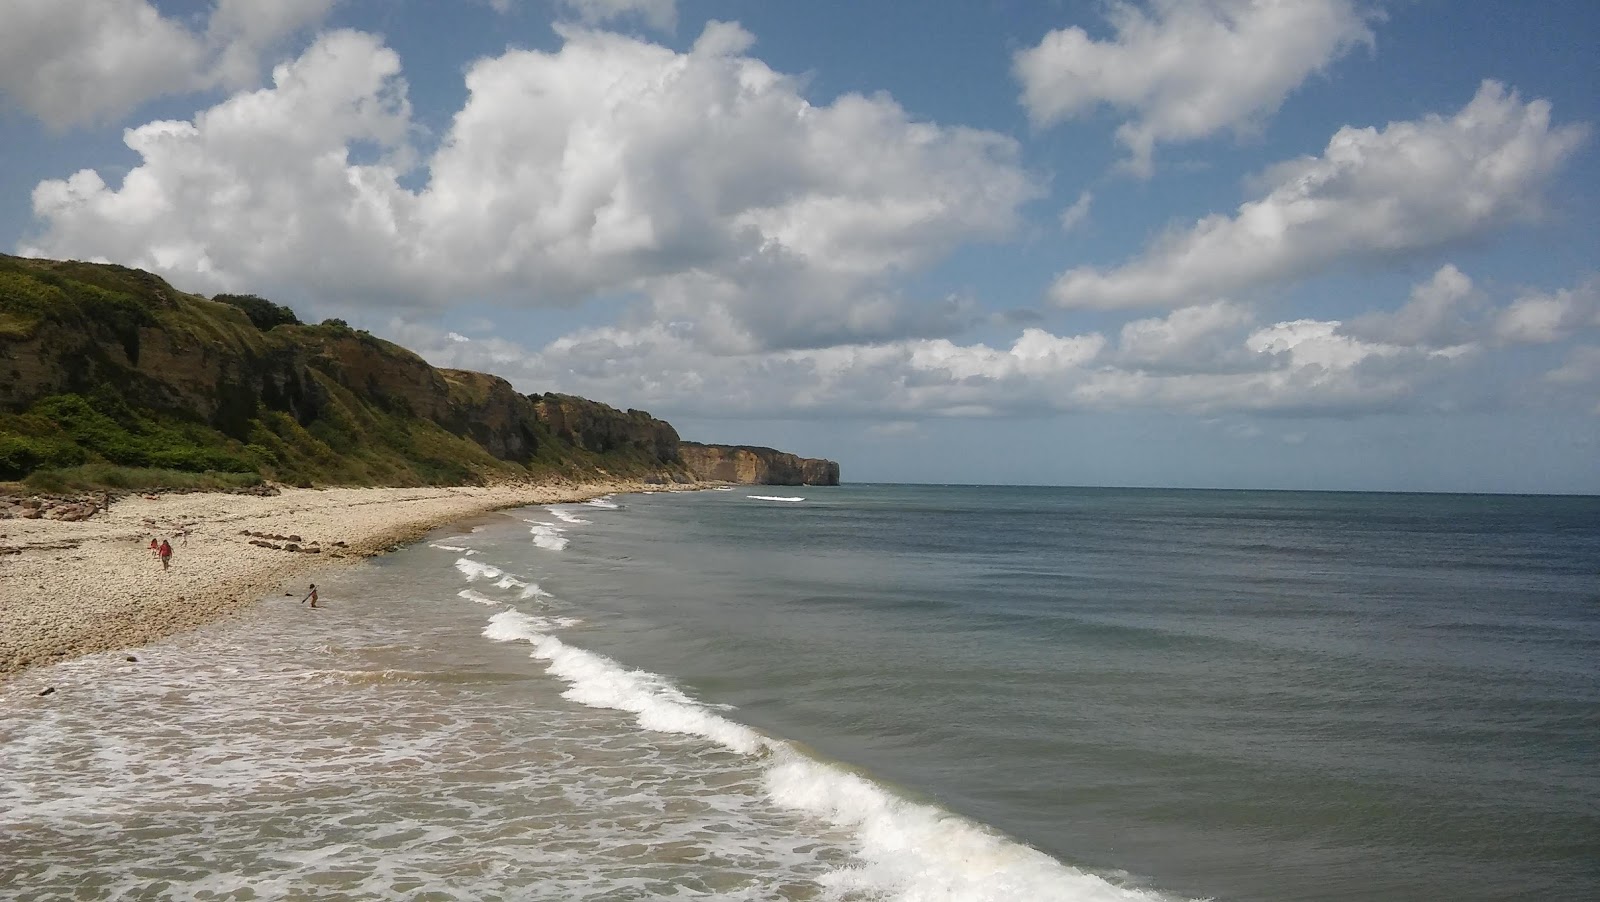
[0,480,688,678]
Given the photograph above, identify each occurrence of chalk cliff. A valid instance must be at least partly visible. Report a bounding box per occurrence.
[679,442,841,486]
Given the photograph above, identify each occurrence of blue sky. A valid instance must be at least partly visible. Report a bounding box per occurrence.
[2,0,1597,492]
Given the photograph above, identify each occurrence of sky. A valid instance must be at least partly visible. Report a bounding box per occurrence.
[1,0,1597,493]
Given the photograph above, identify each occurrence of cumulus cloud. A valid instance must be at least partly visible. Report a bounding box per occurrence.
[0,0,333,128]
[1114,300,1258,372]
[1014,0,1373,174]
[28,29,416,295]
[1493,276,1600,344]
[1347,264,1480,348]
[1051,81,1589,310]
[24,22,1039,350]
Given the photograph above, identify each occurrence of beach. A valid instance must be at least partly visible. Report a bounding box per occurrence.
[0,480,680,678]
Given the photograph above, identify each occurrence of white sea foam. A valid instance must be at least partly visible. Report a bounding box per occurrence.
[528,523,569,551]
[747,495,805,503]
[713,486,735,491]
[457,589,502,606]
[454,558,502,581]
[481,609,581,638]
[584,497,621,509]
[428,543,473,553]
[454,559,546,598]
[546,506,590,525]
[482,616,1168,901]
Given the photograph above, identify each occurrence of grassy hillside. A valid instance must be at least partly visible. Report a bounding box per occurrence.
[0,254,690,492]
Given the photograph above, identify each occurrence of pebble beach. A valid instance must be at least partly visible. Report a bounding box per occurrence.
[0,480,674,677]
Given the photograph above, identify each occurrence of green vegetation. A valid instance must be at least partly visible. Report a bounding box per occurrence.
[0,253,692,493]
[214,294,301,331]
[24,465,263,494]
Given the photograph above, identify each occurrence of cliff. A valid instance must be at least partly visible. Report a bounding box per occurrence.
[679,442,841,486]
[0,254,803,489]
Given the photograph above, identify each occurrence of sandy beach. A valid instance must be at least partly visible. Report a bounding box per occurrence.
[0,480,679,678]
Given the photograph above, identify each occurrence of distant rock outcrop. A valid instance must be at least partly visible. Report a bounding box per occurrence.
[678,442,840,486]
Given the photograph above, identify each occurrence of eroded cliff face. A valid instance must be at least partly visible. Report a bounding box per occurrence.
[678,442,840,486]
[0,254,833,487]
[532,393,682,466]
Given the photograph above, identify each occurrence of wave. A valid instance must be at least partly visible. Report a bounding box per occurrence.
[428,543,474,553]
[457,589,502,606]
[546,506,591,525]
[584,497,621,509]
[528,523,570,551]
[477,609,582,638]
[483,614,1173,901]
[454,558,546,599]
[454,558,504,582]
[747,495,805,503]
[713,486,735,491]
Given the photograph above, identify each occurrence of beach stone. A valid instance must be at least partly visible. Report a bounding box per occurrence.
[37,687,54,697]
[125,656,138,662]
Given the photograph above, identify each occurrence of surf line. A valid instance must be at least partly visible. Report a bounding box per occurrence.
[481,611,1174,902]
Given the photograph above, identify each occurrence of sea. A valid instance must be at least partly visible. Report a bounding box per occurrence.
[2,484,1597,901]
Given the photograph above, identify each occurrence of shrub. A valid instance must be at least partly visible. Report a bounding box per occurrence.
[215,293,301,331]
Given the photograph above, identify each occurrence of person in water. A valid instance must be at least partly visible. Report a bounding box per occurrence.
[158,539,173,571]
[301,584,318,608]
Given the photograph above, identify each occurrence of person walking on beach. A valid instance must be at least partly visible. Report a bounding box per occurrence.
[148,537,159,557]
[158,539,172,571]
[301,584,319,608]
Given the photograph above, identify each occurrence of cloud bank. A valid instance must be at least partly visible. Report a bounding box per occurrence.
[1051,82,1588,310]
[24,22,1039,351]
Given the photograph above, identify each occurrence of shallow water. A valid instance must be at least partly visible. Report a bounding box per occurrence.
[3,486,1597,900]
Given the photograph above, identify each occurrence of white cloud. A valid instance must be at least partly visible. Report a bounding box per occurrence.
[389,291,1472,422]
[24,23,1039,351]
[0,0,333,128]
[1493,276,1600,344]
[1347,264,1480,348]
[1051,82,1589,310]
[556,0,677,31]
[1544,346,1600,385]
[28,29,415,293]
[1059,191,1093,232]
[1114,300,1256,372]
[1014,0,1373,174]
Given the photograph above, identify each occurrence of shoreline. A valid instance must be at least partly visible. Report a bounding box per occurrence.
[0,479,697,679]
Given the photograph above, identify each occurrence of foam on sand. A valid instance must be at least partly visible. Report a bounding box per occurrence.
[483,615,1174,902]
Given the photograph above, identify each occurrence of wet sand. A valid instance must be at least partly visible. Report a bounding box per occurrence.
[0,480,681,677]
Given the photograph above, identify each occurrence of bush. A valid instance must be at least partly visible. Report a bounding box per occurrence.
[0,434,87,480]
[22,464,263,493]
[215,293,301,331]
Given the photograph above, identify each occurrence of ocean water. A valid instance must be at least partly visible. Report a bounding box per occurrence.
[3,485,1597,901]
